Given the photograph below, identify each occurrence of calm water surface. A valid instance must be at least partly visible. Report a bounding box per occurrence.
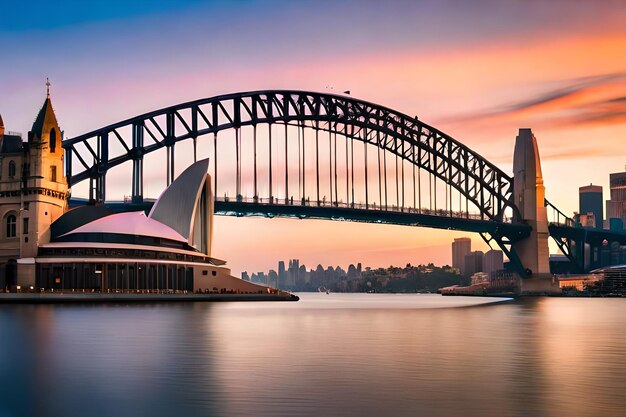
[1,293,625,417]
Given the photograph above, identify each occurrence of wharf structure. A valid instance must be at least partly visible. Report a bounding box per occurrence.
[591,264,626,293]
[0,90,293,299]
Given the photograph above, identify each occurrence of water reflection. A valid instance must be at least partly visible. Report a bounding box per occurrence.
[0,295,624,417]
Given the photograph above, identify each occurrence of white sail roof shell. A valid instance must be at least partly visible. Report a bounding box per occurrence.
[59,211,187,243]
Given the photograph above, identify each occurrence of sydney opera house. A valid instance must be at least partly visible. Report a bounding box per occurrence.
[38,159,268,294]
[0,90,286,298]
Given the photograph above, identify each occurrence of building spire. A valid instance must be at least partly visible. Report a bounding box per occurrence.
[30,82,59,143]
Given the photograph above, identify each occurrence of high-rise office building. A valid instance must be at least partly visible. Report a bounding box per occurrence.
[452,238,471,274]
[579,184,603,229]
[483,250,504,276]
[606,170,626,230]
[464,251,484,277]
[278,261,286,286]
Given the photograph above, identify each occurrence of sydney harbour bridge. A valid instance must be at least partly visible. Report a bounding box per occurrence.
[62,90,626,280]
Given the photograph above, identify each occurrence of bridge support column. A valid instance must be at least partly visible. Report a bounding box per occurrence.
[166,145,175,186]
[512,129,559,294]
[132,123,144,203]
[132,158,143,203]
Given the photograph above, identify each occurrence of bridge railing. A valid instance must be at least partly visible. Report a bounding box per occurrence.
[545,199,576,227]
[215,196,511,223]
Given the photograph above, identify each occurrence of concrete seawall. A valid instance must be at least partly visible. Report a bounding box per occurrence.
[0,293,299,303]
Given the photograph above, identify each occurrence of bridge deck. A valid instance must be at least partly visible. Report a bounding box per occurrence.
[70,198,531,239]
[549,224,626,245]
[216,201,531,237]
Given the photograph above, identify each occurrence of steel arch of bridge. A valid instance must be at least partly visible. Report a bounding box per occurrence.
[63,90,520,223]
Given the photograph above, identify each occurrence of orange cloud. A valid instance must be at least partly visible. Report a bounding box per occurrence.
[441,73,626,130]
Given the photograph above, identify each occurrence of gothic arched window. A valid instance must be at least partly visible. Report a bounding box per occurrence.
[50,128,56,153]
[6,215,16,238]
[8,161,15,178]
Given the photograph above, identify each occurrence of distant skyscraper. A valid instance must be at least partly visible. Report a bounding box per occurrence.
[452,238,471,274]
[606,170,626,229]
[483,250,504,276]
[298,265,308,284]
[268,270,278,287]
[347,264,358,278]
[579,184,603,229]
[464,251,484,277]
[278,261,286,286]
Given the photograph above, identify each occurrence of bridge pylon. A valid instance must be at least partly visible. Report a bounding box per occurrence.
[511,129,559,294]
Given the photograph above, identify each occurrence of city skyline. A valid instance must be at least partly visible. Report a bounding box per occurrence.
[2,0,625,274]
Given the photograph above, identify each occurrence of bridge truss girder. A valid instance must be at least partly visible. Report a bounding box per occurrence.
[63,90,520,223]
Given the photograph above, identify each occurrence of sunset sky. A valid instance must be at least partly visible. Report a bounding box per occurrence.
[1,0,625,275]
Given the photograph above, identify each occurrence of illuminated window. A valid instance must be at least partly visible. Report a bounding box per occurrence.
[6,215,16,238]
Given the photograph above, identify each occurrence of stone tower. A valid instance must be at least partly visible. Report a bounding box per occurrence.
[511,129,557,293]
[18,90,69,285]
[512,128,550,275]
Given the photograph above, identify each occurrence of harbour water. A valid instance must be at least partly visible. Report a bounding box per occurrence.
[1,293,625,417]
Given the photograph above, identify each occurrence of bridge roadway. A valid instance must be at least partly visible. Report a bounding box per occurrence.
[549,224,626,247]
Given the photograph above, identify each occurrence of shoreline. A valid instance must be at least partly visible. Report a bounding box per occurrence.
[0,292,299,304]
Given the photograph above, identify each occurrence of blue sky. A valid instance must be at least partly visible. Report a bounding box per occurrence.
[2,0,209,31]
